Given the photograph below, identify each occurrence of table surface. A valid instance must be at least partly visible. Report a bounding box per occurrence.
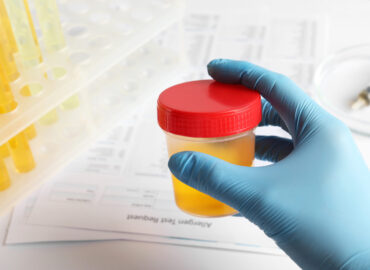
[1,0,370,269]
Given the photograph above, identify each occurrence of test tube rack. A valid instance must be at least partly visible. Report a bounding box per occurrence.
[0,0,184,215]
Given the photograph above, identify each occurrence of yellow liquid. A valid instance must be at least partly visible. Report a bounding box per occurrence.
[33,3,80,111]
[39,109,59,125]
[60,95,80,110]
[3,0,41,68]
[0,143,9,158]
[25,0,61,123]
[3,0,45,97]
[0,62,17,113]
[34,0,66,52]
[0,158,11,191]
[50,68,80,111]
[23,0,42,61]
[0,18,17,114]
[166,131,255,217]
[24,124,37,140]
[8,132,36,173]
[0,0,19,81]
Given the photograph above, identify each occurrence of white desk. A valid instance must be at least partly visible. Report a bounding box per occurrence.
[1,1,369,269]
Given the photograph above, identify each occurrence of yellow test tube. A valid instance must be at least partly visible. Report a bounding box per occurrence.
[7,131,36,173]
[34,0,80,110]
[38,109,59,125]
[0,56,17,114]
[0,143,9,158]
[0,0,19,82]
[0,2,18,114]
[2,0,41,73]
[34,0,65,52]
[23,0,43,62]
[27,0,61,121]
[0,158,11,191]
[3,0,42,96]
[60,95,80,110]
[3,0,59,123]
[24,124,37,140]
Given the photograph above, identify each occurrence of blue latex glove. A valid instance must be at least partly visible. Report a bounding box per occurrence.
[168,59,370,270]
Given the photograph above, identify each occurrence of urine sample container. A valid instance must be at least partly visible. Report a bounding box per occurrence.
[157,80,261,217]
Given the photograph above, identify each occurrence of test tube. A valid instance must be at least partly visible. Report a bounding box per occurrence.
[27,0,61,121]
[2,0,41,76]
[34,0,80,110]
[0,158,11,191]
[0,143,9,158]
[0,62,17,114]
[24,124,37,140]
[23,0,43,62]
[38,109,59,125]
[60,95,80,110]
[0,115,11,191]
[7,131,36,173]
[34,0,65,52]
[0,0,19,81]
[3,0,59,123]
[0,3,18,114]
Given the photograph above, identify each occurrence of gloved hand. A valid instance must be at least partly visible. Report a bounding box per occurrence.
[168,59,370,270]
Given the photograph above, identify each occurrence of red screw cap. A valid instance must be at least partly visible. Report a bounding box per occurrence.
[157,80,261,138]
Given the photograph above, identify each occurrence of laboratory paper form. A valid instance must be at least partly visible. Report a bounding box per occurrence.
[8,191,282,254]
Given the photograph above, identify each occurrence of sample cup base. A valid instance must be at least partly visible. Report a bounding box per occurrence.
[175,202,238,218]
[166,131,255,217]
[172,176,238,217]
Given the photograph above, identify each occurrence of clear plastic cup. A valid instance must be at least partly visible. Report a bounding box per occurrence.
[165,130,255,217]
[158,80,261,217]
